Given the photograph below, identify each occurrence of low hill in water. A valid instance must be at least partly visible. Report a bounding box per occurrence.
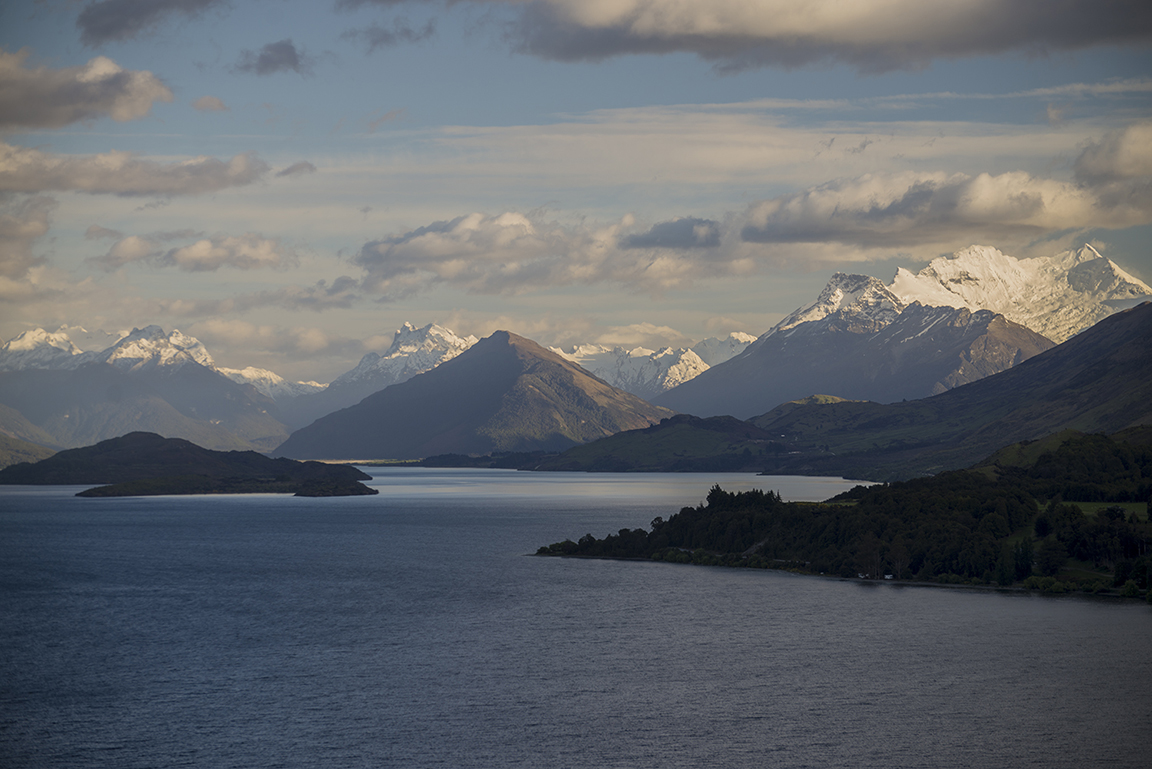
[0,432,376,497]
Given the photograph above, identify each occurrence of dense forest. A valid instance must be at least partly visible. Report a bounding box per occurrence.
[538,431,1152,597]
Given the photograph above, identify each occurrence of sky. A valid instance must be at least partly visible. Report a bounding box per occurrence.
[2,0,1151,382]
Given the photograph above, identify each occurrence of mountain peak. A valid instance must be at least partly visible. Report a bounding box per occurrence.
[329,321,477,390]
[770,272,905,335]
[276,329,674,460]
[97,326,214,371]
[2,328,80,355]
[890,243,1152,342]
[0,328,85,372]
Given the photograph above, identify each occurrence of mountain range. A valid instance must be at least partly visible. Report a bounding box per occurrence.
[275,331,675,460]
[551,302,1152,480]
[2,242,1147,463]
[653,273,1055,418]
[0,326,289,452]
[889,244,1151,343]
[550,332,756,400]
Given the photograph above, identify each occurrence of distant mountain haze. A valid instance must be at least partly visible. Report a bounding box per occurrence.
[274,331,676,460]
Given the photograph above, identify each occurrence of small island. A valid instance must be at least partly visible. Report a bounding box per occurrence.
[0,432,378,498]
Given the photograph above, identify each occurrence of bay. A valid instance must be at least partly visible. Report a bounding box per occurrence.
[1,468,1149,768]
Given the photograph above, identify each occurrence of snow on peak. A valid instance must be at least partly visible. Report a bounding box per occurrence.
[2,328,80,355]
[97,326,215,371]
[330,322,478,388]
[0,327,88,371]
[218,366,327,400]
[691,332,757,366]
[889,244,1152,342]
[771,273,905,335]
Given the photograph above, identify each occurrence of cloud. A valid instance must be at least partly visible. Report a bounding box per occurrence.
[343,20,437,52]
[234,39,313,76]
[353,211,754,297]
[592,322,693,349]
[93,232,298,272]
[0,142,269,196]
[739,169,1152,250]
[192,95,228,112]
[157,277,362,316]
[1074,121,1152,184]
[0,195,54,279]
[276,161,317,178]
[508,0,1152,71]
[85,224,123,241]
[77,0,225,46]
[0,49,172,130]
[621,217,721,249]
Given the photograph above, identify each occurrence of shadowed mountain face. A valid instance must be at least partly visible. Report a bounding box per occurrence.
[748,302,1152,479]
[0,363,289,452]
[275,331,676,460]
[526,303,1151,481]
[653,301,1054,419]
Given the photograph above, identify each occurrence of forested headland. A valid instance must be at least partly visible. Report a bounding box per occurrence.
[537,430,1152,598]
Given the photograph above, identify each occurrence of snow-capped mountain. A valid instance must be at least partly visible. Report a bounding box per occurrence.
[654,273,1054,418]
[554,345,710,400]
[890,244,1152,342]
[0,328,87,371]
[278,322,478,429]
[551,332,754,399]
[330,322,477,389]
[0,325,291,452]
[690,332,758,366]
[770,273,906,335]
[93,326,215,372]
[218,367,327,401]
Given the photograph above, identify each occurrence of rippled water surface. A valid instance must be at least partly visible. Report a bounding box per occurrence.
[2,469,1150,768]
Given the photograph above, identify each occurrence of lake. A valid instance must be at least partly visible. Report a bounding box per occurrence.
[2,468,1150,768]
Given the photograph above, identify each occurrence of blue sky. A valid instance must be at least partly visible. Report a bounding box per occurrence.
[2,0,1151,380]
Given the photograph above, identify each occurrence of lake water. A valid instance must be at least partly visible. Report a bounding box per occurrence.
[2,468,1150,768]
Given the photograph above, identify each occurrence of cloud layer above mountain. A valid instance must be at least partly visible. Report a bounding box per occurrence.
[507,0,1152,71]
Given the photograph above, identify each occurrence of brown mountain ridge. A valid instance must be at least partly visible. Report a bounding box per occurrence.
[275,331,675,460]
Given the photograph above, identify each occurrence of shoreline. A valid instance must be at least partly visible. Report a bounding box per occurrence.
[532,552,1148,602]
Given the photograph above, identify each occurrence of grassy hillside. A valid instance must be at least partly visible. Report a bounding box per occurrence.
[0,433,55,469]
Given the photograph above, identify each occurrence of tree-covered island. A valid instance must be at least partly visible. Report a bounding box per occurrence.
[538,430,1152,598]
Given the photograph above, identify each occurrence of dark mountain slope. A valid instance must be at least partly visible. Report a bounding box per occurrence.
[654,303,1054,418]
[749,302,1152,479]
[275,331,675,460]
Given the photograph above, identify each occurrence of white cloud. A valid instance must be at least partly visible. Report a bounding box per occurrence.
[739,168,1152,251]
[0,49,172,130]
[93,232,297,272]
[0,195,54,279]
[510,0,1152,71]
[192,95,228,112]
[353,210,758,297]
[1074,121,1152,183]
[0,142,269,196]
